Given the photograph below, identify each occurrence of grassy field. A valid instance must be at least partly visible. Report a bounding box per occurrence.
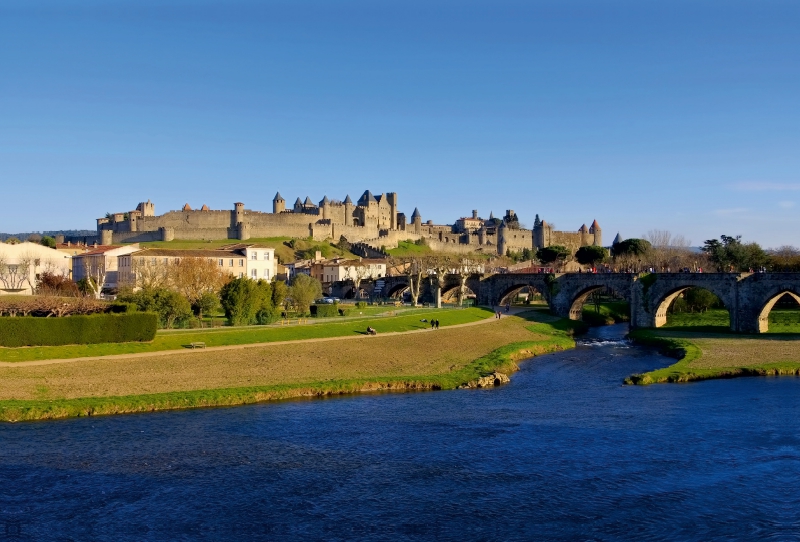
[626,329,800,385]
[0,307,491,363]
[386,240,433,257]
[663,308,800,333]
[0,309,581,421]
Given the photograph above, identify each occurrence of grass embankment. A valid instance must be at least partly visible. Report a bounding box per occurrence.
[386,240,433,257]
[0,309,582,422]
[625,329,800,385]
[581,302,630,326]
[0,308,488,363]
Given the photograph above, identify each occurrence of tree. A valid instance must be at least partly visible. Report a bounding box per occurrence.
[220,277,258,326]
[0,252,36,292]
[343,259,373,299]
[169,257,229,306]
[271,279,288,309]
[79,256,107,299]
[194,291,220,324]
[118,287,191,328]
[575,246,608,266]
[335,235,352,253]
[37,271,80,296]
[389,255,428,306]
[536,245,570,264]
[128,258,171,291]
[26,234,42,243]
[4,237,20,245]
[40,236,57,248]
[703,235,768,272]
[611,238,652,258]
[289,274,323,316]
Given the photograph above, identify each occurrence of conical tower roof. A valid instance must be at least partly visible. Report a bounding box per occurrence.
[273,192,284,201]
[613,233,623,245]
[343,194,353,204]
[489,211,495,220]
[359,190,377,205]
[411,207,421,219]
[590,219,601,231]
[319,195,330,206]
[304,196,314,206]
[294,197,303,206]
[579,224,589,233]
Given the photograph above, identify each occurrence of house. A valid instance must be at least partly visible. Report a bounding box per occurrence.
[0,242,72,295]
[319,258,386,285]
[72,244,140,293]
[117,244,277,288]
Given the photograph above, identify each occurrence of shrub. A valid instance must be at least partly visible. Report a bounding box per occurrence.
[338,307,352,316]
[355,301,367,309]
[311,303,339,317]
[0,313,157,347]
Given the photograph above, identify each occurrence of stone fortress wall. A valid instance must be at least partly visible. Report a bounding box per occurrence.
[96,191,603,256]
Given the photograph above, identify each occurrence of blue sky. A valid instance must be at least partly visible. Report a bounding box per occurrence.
[1,0,799,246]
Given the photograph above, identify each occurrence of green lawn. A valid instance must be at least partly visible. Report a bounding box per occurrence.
[386,240,432,257]
[0,307,493,362]
[663,308,800,333]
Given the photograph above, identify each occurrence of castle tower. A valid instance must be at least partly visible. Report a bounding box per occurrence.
[386,192,398,230]
[579,224,590,246]
[612,232,622,246]
[234,202,245,227]
[273,192,285,214]
[589,220,602,247]
[498,220,508,256]
[319,195,331,220]
[293,197,303,213]
[472,210,478,220]
[343,195,354,226]
[411,207,422,235]
[477,223,487,245]
[137,199,155,217]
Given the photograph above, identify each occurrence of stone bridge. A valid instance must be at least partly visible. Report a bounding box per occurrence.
[478,272,800,334]
[334,272,800,333]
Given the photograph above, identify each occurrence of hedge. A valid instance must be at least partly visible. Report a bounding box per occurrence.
[310,304,340,318]
[0,313,158,347]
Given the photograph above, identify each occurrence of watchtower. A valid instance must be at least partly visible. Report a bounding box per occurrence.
[411,207,422,235]
[589,220,602,246]
[273,192,285,214]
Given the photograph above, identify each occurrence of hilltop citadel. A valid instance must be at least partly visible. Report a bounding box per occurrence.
[95,190,603,256]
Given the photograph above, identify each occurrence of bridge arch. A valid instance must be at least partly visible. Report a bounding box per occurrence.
[386,282,410,299]
[497,283,547,308]
[442,285,476,304]
[652,286,731,329]
[567,285,623,321]
[756,289,800,333]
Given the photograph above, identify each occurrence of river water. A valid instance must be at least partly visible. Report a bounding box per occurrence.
[3,324,800,541]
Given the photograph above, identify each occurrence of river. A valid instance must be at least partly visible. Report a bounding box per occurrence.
[3,324,800,541]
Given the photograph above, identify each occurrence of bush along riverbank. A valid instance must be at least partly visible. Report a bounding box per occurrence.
[0,311,584,422]
[624,329,800,385]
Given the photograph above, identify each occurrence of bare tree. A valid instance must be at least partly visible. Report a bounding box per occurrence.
[80,256,107,299]
[127,257,171,291]
[0,253,35,292]
[343,259,373,299]
[389,256,428,306]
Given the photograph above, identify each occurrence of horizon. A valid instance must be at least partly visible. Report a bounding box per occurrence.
[2,1,799,247]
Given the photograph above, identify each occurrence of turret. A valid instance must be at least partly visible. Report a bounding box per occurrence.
[579,224,590,246]
[273,192,285,214]
[319,195,330,220]
[234,202,245,226]
[344,195,354,226]
[472,210,478,220]
[612,232,623,246]
[589,219,602,247]
[293,197,303,213]
[411,207,422,235]
[498,220,508,256]
[386,192,398,229]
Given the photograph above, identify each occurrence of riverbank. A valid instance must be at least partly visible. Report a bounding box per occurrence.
[625,329,800,384]
[0,309,583,422]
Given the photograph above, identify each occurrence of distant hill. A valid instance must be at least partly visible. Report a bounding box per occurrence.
[0,230,96,242]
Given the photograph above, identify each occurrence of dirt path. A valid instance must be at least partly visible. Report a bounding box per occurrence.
[0,309,519,369]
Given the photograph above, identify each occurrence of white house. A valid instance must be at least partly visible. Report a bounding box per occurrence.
[320,258,386,284]
[72,244,140,294]
[0,242,72,295]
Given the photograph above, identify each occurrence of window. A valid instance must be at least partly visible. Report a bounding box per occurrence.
[264,269,269,279]
[239,272,244,278]
[251,269,257,278]
[264,252,270,260]
[251,252,257,260]
[229,259,234,267]
[239,259,244,266]
[218,259,223,266]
